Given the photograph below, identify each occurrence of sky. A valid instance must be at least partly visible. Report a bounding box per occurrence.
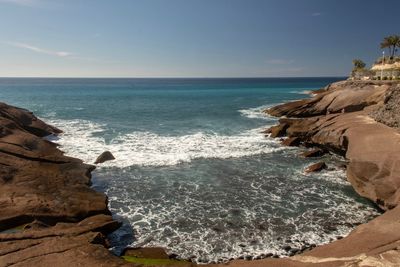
[0,0,399,78]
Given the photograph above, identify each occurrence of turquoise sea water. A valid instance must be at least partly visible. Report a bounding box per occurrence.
[0,77,379,263]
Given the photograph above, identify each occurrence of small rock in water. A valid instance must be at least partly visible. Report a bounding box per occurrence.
[305,162,327,173]
[265,253,273,258]
[282,245,292,251]
[337,236,343,240]
[272,254,280,258]
[245,255,252,261]
[94,151,115,164]
[301,148,325,158]
[281,137,301,146]
[289,248,300,255]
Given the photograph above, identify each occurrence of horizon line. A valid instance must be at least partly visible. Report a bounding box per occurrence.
[0,76,347,79]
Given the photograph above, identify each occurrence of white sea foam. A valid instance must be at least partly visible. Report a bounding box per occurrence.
[238,104,275,120]
[49,118,283,168]
[289,90,313,95]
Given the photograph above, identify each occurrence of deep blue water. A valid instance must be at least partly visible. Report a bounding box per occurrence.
[0,77,378,263]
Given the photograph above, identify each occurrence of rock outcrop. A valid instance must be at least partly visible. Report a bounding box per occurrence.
[95,151,116,164]
[266,81,400,210]
[0,102,129,266]
[305,162,327,173]
[267,80,391,118]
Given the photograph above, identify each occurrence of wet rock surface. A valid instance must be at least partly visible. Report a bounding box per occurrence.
[301,148,325,158]
[305,162,327,173]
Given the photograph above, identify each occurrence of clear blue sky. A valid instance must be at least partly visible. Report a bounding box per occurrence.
[0,0,398,77]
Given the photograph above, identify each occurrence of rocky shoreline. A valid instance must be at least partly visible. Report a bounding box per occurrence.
[222,79,400,266]
[1,79,400,266]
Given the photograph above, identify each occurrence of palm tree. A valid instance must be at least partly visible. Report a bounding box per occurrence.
[381,35,400,58]
[352,59,366,70]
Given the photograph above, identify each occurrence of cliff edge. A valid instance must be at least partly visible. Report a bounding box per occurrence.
[0,102,130,266]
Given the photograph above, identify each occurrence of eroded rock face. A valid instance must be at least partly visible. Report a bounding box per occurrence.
[0,102,129,266]
[266,81,390,118]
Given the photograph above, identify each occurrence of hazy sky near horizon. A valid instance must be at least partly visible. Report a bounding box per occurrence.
[0,0,399,77]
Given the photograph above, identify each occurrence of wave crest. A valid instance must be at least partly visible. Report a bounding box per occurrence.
[49,119,283,168]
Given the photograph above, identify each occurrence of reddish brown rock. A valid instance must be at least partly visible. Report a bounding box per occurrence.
[267,123,289,138]
[266,80,389,118]
[281,137,301,146]
[0,102,61,137]
[305,162,327,173]
[301,148,325,158]
[0,102,130,266]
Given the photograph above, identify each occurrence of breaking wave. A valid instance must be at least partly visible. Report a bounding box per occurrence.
[49,118,283,168]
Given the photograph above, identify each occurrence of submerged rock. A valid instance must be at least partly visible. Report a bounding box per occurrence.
[94,151,116,164]
[305,162,327,173]
[301,148,325,158]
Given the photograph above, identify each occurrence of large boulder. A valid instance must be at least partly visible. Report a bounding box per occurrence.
[95,151,116,164]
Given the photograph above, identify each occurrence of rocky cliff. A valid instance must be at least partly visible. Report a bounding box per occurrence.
[0,102,131,266]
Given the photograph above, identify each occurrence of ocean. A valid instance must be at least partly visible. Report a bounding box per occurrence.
[0,77,379,263]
